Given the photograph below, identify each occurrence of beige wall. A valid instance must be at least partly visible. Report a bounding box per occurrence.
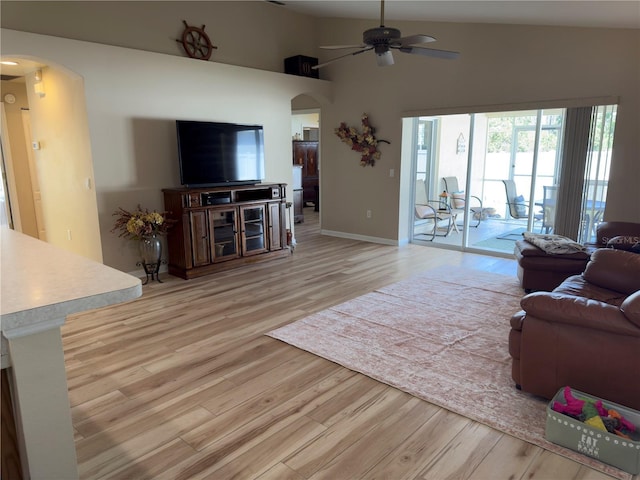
[1,2,638,263]
[315,19,639,242]
[0,1,319,74]
[1,28,331,272]
[25,66,104,261]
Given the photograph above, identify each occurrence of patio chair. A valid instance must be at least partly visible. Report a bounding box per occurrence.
[442,176,483,228]
[502,179,543,224]
[414,179,456,240]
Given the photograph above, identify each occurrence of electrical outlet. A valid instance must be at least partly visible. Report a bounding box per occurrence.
[366,210,372,219]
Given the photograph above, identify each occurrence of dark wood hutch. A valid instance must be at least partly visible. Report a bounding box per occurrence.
[292,141,318,206]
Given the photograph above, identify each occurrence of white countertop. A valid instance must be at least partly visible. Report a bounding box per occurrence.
[1,228,142,340]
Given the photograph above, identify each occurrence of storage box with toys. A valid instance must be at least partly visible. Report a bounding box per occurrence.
[546,386,640,474]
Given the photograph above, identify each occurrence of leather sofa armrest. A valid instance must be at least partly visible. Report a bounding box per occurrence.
[510,310,526,331]
[621,290,640,327]
[520,292,640,336]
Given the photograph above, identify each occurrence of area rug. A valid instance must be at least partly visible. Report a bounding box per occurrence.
[267,267,633,480]
[496,227,527,240]
[472,228,527,251]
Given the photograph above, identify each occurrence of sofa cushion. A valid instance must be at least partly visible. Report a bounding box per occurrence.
[449,192,463,209]
[555,274,628,306]
[583,248,640,295]
[520,292,640,336]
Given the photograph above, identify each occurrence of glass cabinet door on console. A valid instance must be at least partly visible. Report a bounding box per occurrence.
[208,208,239,262]
[240,205,268,255]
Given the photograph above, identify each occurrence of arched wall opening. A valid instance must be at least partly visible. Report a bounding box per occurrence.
[0,55,102,262]
[291,93,321,234]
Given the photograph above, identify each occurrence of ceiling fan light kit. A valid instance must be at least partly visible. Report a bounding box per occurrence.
[314,0,459,70]
[376,50,394,67]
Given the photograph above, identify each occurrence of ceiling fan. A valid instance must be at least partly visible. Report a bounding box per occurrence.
[313,0,460,70]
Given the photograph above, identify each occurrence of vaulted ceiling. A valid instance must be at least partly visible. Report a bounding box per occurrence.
[271,0,640,29]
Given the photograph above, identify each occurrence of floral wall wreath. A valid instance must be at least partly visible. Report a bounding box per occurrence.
[335,113,390,167]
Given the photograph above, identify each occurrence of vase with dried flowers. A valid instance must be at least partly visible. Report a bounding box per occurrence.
[111,205,175,284]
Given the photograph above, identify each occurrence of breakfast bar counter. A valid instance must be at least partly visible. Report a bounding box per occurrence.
[1,228,142,479]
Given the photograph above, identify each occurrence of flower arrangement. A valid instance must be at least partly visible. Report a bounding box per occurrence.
[335,113,389,167]
[111,205,175,240]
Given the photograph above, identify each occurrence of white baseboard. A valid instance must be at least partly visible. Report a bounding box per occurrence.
[126,263,168,280]
[320,229,403,246]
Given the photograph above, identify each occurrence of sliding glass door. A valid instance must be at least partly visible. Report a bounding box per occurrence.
[410,114,473,248]
[581,105,615,242]
[494,111,563,234]
[406,103,616,254]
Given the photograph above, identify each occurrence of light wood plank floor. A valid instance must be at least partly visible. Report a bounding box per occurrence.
[64,209,618,480]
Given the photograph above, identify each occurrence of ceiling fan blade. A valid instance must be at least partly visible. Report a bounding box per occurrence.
[320,44,367,50]
[313,47,373,69]
[398,46,460,60]
[313,1,460,69]
[397,34,436,47]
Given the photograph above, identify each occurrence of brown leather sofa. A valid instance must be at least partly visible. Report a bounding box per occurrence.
[509,248,640,410]
[514,221,640,292]
[584,220,640,251]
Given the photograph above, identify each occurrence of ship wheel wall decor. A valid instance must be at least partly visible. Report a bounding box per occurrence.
[176,20,217,60]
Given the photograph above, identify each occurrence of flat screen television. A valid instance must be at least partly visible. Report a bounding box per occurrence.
[176,120,265,187]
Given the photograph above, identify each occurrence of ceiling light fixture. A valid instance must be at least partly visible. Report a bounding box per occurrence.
[1,61,19,66]
[376,50,394,67]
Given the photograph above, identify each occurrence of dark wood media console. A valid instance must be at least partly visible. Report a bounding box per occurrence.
[163,183,289,279]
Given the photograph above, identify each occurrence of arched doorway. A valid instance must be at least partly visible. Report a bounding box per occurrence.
[0,56,102,262]
[291,94,320,230]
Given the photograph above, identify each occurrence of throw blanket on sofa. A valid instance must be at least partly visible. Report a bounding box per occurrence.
[523,232,587,255]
